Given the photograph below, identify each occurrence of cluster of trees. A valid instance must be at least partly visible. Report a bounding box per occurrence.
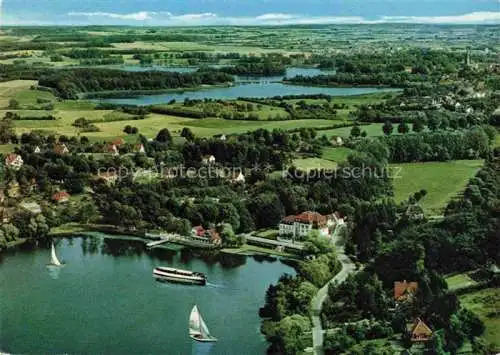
[316,49,465,76]
[383,127,492,162]
[288,72,427,88]
[38,68,234,99]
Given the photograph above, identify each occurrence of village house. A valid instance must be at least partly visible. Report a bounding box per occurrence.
[407,318,433,342]
[191,226,222,246]
[94,171,119,185]
[4,153,24,170]
[331,136,344,146]
[394,280,418,302]
[135,144,145,154]
[278,211,342,239]
[201,155,216,165]
[405,204,425,221]
[230,171,245,184]
[53,143,69,155]
[112,138,125,147]
[106,144,119,156]
[52,191,70,203]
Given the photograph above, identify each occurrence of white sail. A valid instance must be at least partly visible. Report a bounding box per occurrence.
[189,305,201,337]
[50,242,62,266]
[199,315,211,338]
[189,305,216,341]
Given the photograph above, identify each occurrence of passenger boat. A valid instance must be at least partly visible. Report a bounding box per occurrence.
[189,305,217,342]
[153,266,206,285]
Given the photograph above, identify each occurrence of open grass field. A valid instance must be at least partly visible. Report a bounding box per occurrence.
[321,147,354,162]
[292,157,338,171]
[459,288,500,352]
[445,272,478,290]
[390,160,483,214]
[321,123,386,138]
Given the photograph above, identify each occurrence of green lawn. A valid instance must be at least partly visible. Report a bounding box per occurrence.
[321,147,354,162]
[391,160,484,215]
[292,157,338,171]
[459,288,500,352]
[0,144,18,154]
[321,123,386,138]
[445,272,478,290]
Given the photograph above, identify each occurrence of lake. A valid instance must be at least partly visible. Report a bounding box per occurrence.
[97,83,397,106]
[0,235,295,355]
[95,66,396,106]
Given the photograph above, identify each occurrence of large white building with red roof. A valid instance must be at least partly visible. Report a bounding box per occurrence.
[278,211,343,239]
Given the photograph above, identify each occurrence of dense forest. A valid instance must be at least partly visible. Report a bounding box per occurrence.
[38,68,234,99]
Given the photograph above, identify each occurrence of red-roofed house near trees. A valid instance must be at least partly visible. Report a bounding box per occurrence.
[4,153,24,170]
[52,191,70,203]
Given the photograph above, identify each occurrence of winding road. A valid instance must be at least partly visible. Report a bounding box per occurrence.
[309,225,356,355]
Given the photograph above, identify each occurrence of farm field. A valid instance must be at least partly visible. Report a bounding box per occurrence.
[0,80,364,142]
[390,160,484,214]
[459,288,500,352]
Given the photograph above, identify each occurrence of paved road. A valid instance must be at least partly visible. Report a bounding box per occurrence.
[310,225,356,355]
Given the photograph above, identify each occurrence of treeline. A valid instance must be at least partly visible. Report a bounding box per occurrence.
[217,62,285,76]
[38,68,234,99]
[384,127,492,162]
[287,72,426,88]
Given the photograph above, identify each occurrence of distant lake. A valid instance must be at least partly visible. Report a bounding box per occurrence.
[0,235,296,354]
[97,83,397,106]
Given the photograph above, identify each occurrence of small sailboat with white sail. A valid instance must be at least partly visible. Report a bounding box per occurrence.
[47,242,64,267]
[189,305,217,342]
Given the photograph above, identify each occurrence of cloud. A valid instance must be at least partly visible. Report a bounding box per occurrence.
[65,11,500,25]
[255,13,296,21]
[170,13,217,21]
[380,12,500,24]
[68,11,156,21]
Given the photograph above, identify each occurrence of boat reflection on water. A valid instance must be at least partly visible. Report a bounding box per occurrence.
[46,265,61,279]
[191,340,215,355]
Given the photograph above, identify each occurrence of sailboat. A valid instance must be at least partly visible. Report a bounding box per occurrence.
[189,305,217,342]
[47,242,64,267]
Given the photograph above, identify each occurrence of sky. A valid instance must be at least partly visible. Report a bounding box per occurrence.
[1,0,499,26]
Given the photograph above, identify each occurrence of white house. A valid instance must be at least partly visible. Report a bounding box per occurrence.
[4,154,24,170]
[54,143,69,155]
[202,155,216,165]
[135,144,146,154]
[331,136,344,146]
[231,171,245,184]
[278,211,342,239]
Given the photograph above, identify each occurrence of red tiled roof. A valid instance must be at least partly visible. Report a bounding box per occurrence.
[193,225,205,237]
[281,211,335,226]
[5,153,21,164]
[52,191,70,201]
[112,138,125,146]
[53,144,68,154]
[394,281,418,300]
